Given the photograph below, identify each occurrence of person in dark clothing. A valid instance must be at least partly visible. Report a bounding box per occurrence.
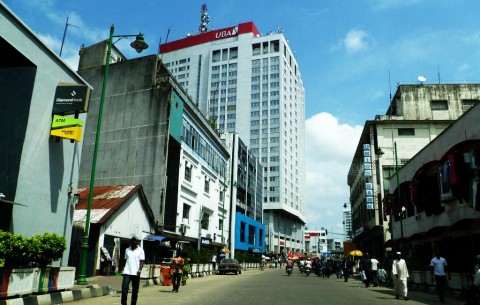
[342,257,350,282]
[335,258,343,278]
[359,253,373,287]
[325,257,333,278]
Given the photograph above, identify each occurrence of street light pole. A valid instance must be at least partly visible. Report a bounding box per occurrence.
[394,142,404,239]
[377,143,404,241]
[76,25,147,285]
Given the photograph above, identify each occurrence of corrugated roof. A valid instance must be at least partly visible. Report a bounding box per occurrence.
[74,185,141,225]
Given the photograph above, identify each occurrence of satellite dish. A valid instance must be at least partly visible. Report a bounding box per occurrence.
[418,75,427,82]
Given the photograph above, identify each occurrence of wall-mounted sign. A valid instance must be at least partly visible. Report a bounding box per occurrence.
[52,83,90,115]
[201,237,212,246]
[51,115,83,129]
[215,26,239,39]
[50,126,82,142]
[367,203,374,210]
[50,115,84,142]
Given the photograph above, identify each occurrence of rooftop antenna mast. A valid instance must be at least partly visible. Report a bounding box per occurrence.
[59,17,79,57]
[199,4,210,33]
[437,64,441,84]
[388,70,392,101]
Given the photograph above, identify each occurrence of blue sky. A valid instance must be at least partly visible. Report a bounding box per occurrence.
[5,0,480,237]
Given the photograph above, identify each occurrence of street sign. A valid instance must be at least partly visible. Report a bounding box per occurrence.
[51,115,83,129]
[50,126,82,142]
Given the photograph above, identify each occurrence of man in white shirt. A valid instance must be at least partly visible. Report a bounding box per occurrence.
[211,254,217,271]
[430,253,450,303]
[299,258,305,273]
[121,236,145,305]
[370,255,380,287]
[392,252,409,301]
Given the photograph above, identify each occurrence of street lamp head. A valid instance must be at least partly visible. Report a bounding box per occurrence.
[376,148,385,156]
[343,203,349,209]
[130,33,148,53]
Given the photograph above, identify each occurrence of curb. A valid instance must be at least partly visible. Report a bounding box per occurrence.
[0,286,109,305]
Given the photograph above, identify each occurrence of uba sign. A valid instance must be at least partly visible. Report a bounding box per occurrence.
[214,26,238,39]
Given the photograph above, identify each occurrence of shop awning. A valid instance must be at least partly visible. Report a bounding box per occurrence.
[144,234,167,242]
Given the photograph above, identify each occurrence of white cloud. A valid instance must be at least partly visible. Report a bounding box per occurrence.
[305,112,363,234]
[344,29,370,54]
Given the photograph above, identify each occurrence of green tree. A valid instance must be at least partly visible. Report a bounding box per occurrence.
[0,231,66,267]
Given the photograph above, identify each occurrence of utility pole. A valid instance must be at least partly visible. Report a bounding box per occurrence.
[59,17,79,57]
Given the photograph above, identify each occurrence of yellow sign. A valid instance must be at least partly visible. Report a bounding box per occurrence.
[50,126,82,142]
[51,115,83,129]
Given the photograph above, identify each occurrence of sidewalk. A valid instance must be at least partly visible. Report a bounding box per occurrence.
[0,267,219,305]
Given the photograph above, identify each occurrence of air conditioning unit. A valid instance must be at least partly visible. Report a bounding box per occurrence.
[182,218,189,225]
[180,224,187,234]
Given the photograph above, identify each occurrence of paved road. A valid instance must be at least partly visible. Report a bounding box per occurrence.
[70,268,462,305]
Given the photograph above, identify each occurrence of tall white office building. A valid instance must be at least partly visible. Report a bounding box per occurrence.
[159,6,306,254]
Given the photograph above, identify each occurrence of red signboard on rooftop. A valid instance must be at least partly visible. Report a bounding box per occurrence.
[159,22,260,54]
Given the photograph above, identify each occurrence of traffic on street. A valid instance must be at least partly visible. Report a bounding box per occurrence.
[69,267,461,305]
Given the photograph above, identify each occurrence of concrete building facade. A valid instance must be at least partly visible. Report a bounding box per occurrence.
[304,229,328,257]
[387,100,480,274]
[347,83,480,259]
[0,2,91,266]
[159,19,306,254]
[222,133,265,256]
[77,41,230,255]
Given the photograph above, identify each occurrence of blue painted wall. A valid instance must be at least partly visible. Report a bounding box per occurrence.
[235,212,265,253]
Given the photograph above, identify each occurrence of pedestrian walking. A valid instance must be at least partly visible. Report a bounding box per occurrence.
[341,257,350,282]
[335,257,342,279]
[464,260,480,305]
[370,255,379,286]
[211,254,217,271]
[430,253,450,303]
[170,253,185,293]
[121,236,145,305]
[359,253,372,287]
[392,251,409,301]
[377,266,387,287]
[182,258,191,286]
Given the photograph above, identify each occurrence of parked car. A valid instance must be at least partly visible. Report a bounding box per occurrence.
[218,258,242,275]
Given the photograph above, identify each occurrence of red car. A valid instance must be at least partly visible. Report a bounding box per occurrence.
[218,258,242,275]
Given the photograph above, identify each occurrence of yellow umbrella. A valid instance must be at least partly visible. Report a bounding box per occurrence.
[349,250,363,256]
